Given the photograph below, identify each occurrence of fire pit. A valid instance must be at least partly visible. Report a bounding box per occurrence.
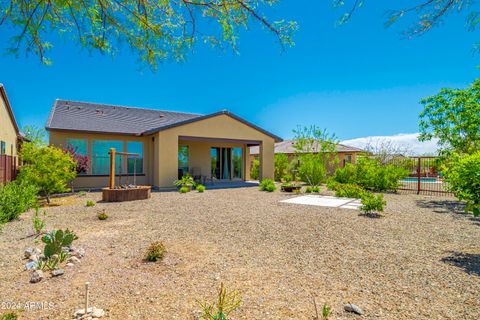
[101,148,152,202]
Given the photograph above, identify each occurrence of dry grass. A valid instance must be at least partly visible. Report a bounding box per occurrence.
[0,187,479,319]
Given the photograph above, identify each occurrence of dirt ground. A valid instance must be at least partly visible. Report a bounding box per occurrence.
[0,187,479,319]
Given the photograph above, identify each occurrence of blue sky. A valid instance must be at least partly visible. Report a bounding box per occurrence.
[0,1,478,150]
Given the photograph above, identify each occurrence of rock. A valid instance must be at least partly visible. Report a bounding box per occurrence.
[51,269,65,277]
[74,307,104,319]
[68,256,81,264]
[344,303,364,315]
[24,247,39,258]
[30,270,43,283]
[91,307,105,318]
[29,254,39,262]
[24,261,38,270]
[61,246,70,253]
[71,247,85,258]
[66,262,75,267]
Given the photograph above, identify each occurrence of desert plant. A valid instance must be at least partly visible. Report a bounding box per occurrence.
[32,206,47,235]
[175,174,195,189]
[179,186,190,193]
[37,256,60,271]
[196,184,206,193]
[312,186,320,193]
[445,152,480,216]
[85,200,95,207]
[250,159,260,180]
[360,193,386,216]
[41,229,78,258]
[17,143,77,203]
[98,210,108,220]
[198,283,241,320]
[335,184,367,199]
[283,174,293,183]
[1,312,17,320]
[259,179,276,192]
[0,180,38,226]
[145,241,166,262]
[305,186,313,193]
[77,191,87,197]
[322,304,332,319]
[274,153,289,181]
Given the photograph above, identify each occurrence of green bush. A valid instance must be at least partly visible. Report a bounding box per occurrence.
[283,174,293,183]
[0,181,38,225]
[179,186,190,193]
[85,200,96,207]
[297,153,327,187]
[259,179,276,192]
[98,210,109,220]
[1,312,17,320]
[250,159,260,180]
[335,183,367,199]
[446,152,480,216]
[175,174,195,188]
[305,186,313,193]
[274,153,289,181]
[196,184,206,193]
[331,163,357,184]
[145,241,166,262]
[360,192,386,215]
[312,186,320,193]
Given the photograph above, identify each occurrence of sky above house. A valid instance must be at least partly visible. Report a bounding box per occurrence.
[0,1,478,155]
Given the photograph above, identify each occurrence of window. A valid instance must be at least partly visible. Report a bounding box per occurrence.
[232,148,243,179]
[66,139,88,156]
[178,146,189,178]
[66,139,88,175]
[0,141,5,155]
[345,154,353,164]
[127,142,144,174]
[92,140,123,175]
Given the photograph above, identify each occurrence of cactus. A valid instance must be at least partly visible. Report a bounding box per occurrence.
[41,229,78,258]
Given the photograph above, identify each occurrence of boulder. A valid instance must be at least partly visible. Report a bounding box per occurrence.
[51,269,65,277]
[30,270,43,283]
[344,303,364,315]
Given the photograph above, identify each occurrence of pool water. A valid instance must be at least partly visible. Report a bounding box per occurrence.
[401,177,438,183]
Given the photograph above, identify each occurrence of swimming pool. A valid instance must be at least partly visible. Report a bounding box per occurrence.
[401,177,439,183]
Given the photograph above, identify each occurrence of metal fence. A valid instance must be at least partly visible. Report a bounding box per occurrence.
[388,156,452,196]
[0,155,17,184]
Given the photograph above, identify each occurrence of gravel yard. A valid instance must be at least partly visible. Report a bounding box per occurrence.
[0,187,479,319]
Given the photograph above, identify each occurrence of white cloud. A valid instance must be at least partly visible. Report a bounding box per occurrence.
[341,133,440,156]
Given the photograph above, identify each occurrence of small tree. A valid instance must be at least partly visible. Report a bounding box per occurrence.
[17,143,77,203]
[250,159,260,180]
[446,152,480,217]
[274,153,289,181]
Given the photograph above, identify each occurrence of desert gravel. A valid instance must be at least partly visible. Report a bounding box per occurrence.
[0,187,479,319]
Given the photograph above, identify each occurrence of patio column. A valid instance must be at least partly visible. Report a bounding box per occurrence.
[244,145,251,181]
[155,131,178,188]
[259,139,274,180]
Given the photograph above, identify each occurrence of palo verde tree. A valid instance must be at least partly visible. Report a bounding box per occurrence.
[419,78,480,156]
[293,125,338,187]
[0,0,297,69]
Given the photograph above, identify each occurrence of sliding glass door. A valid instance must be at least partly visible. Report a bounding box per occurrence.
[211,147,243,180]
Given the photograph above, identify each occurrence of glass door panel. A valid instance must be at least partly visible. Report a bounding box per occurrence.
[232,148,242,179]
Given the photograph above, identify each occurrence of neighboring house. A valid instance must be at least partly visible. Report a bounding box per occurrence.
[46,100,281,189]
[0,84,21,183]
[249,139,365,168]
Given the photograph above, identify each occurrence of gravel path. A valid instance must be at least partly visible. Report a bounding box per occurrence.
[0,187,479,319]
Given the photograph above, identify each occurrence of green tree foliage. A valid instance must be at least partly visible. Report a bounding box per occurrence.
[21,125,47,146]
[360,192,386,216]
[419,78,480,155]
[445,152,480,216]
[0,180,38,226]
[293,126,338,187]
[0,0,297,68]
[250,159,260,180]
[17,143,77,203]
[274,153,289,181]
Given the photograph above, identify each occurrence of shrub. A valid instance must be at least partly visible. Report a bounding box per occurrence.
[331,163,357,184]
[85,200,96,207]
[283,174,293,183]
[325,179,339,191]
[64,143,89,174]
[297,153,327,187]
[305,186,313,193]
[196,184,206,193]
[41,229,78,258]
[312,186,320,193]
[175,174,195,188]
[335,184,367,199]
[446,152,480,216]
[1,312,17,320]
[179,186,190,193]
[17,143,77,203]
[274,153,289,181]
[259,179,276,192]
[250,159,260,180]
[32,207,47,235]
[360,193,386,216]
[0,181,38,225]
[198,283,241,320]
[145,241,166,262]
[98,210,109,220]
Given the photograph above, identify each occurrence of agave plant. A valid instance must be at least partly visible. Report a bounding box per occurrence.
[174,174,196,189]
[41,229,78,258]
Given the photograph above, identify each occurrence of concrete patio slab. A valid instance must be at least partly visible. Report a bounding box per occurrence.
[280,195,362,210]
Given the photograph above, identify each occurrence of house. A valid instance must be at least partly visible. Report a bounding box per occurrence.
[0,84,21,183]
[46,100,281,189]
[249,139,365,168]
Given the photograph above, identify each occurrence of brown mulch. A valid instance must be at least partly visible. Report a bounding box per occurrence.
[0,188,479,319]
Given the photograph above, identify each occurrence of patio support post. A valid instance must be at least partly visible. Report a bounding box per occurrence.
[259,139,275,180]
[109,148,116,189]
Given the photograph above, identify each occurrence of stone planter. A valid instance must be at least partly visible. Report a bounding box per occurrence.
[102,186,151,202]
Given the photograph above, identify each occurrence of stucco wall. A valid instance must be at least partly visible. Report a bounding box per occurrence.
[0,94,18,156]
[49,131,154,189]
[154,114,276,188]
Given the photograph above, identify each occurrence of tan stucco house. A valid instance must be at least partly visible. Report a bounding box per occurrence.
[249,139,365,168]
[46,100,281,189]
[0,84,21,158]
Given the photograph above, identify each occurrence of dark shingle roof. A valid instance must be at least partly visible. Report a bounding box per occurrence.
[46,100,202,135]
[45,100,283,142]
[250,140,365,155]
